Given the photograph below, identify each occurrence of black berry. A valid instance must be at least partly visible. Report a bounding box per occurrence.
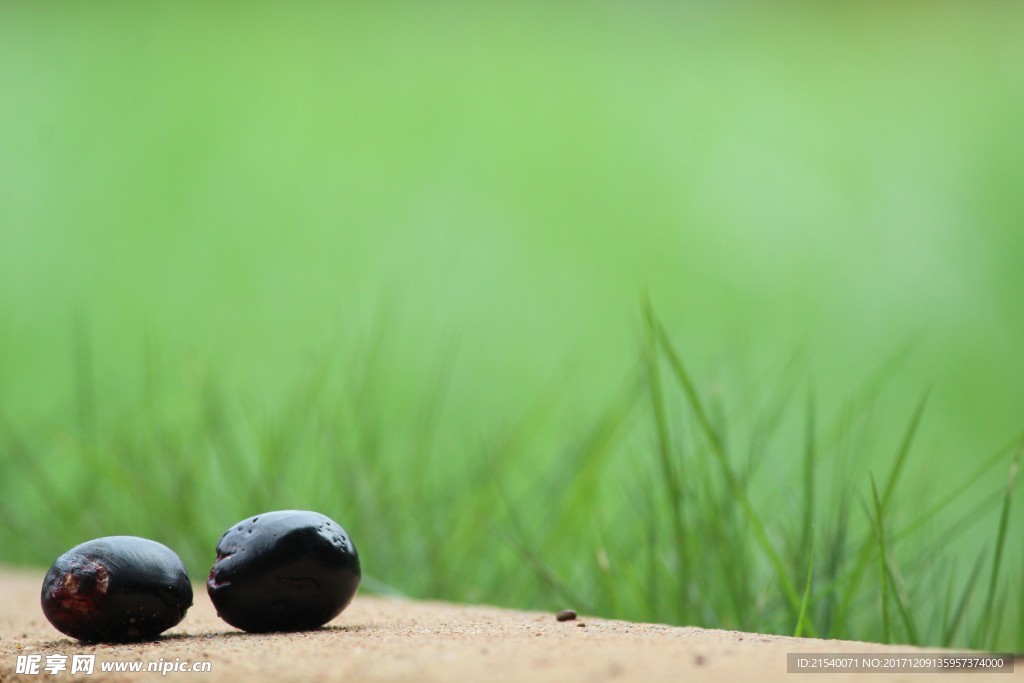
[207,510,360,632]
[41,536,193,642]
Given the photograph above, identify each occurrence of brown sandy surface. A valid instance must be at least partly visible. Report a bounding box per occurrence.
[2,568,1018,682]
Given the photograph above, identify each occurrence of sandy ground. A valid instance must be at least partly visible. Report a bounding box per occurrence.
[2,568,1019,682]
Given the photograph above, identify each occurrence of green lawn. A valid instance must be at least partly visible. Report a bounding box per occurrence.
[1,2,1022,649]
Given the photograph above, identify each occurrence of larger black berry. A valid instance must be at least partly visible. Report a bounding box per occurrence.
[41,536,193,642]
[207,510,361,632]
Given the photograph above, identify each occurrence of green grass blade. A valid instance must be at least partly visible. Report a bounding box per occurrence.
[1017,561,1024,652]
[794,535,816,638]
[820,483,851,636]
[653,314,810,634]
[893,433,1021,543]
[942,553,986,647]
[911,491,1002,572]
[870,477,891,644]
[800,384,816,570]
[495,481,595,614]
[836,392,929,629]
[884,554,920,644]
[975,441,1022,648]
[541,376,641,550]
[812,339,918,464]
[643,299,689,615]
[939,565,954,646]
[880,389,930,511]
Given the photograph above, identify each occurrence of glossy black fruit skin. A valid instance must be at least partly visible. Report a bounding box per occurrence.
[207,510,361,633]
[41,536,193,643]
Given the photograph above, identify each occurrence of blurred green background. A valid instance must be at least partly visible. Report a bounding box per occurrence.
[1,2,1022,648]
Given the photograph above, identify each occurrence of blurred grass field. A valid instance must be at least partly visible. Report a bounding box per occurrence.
[1,2,1023,649]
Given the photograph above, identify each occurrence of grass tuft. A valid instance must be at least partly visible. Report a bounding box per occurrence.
[0,309,1020,650]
